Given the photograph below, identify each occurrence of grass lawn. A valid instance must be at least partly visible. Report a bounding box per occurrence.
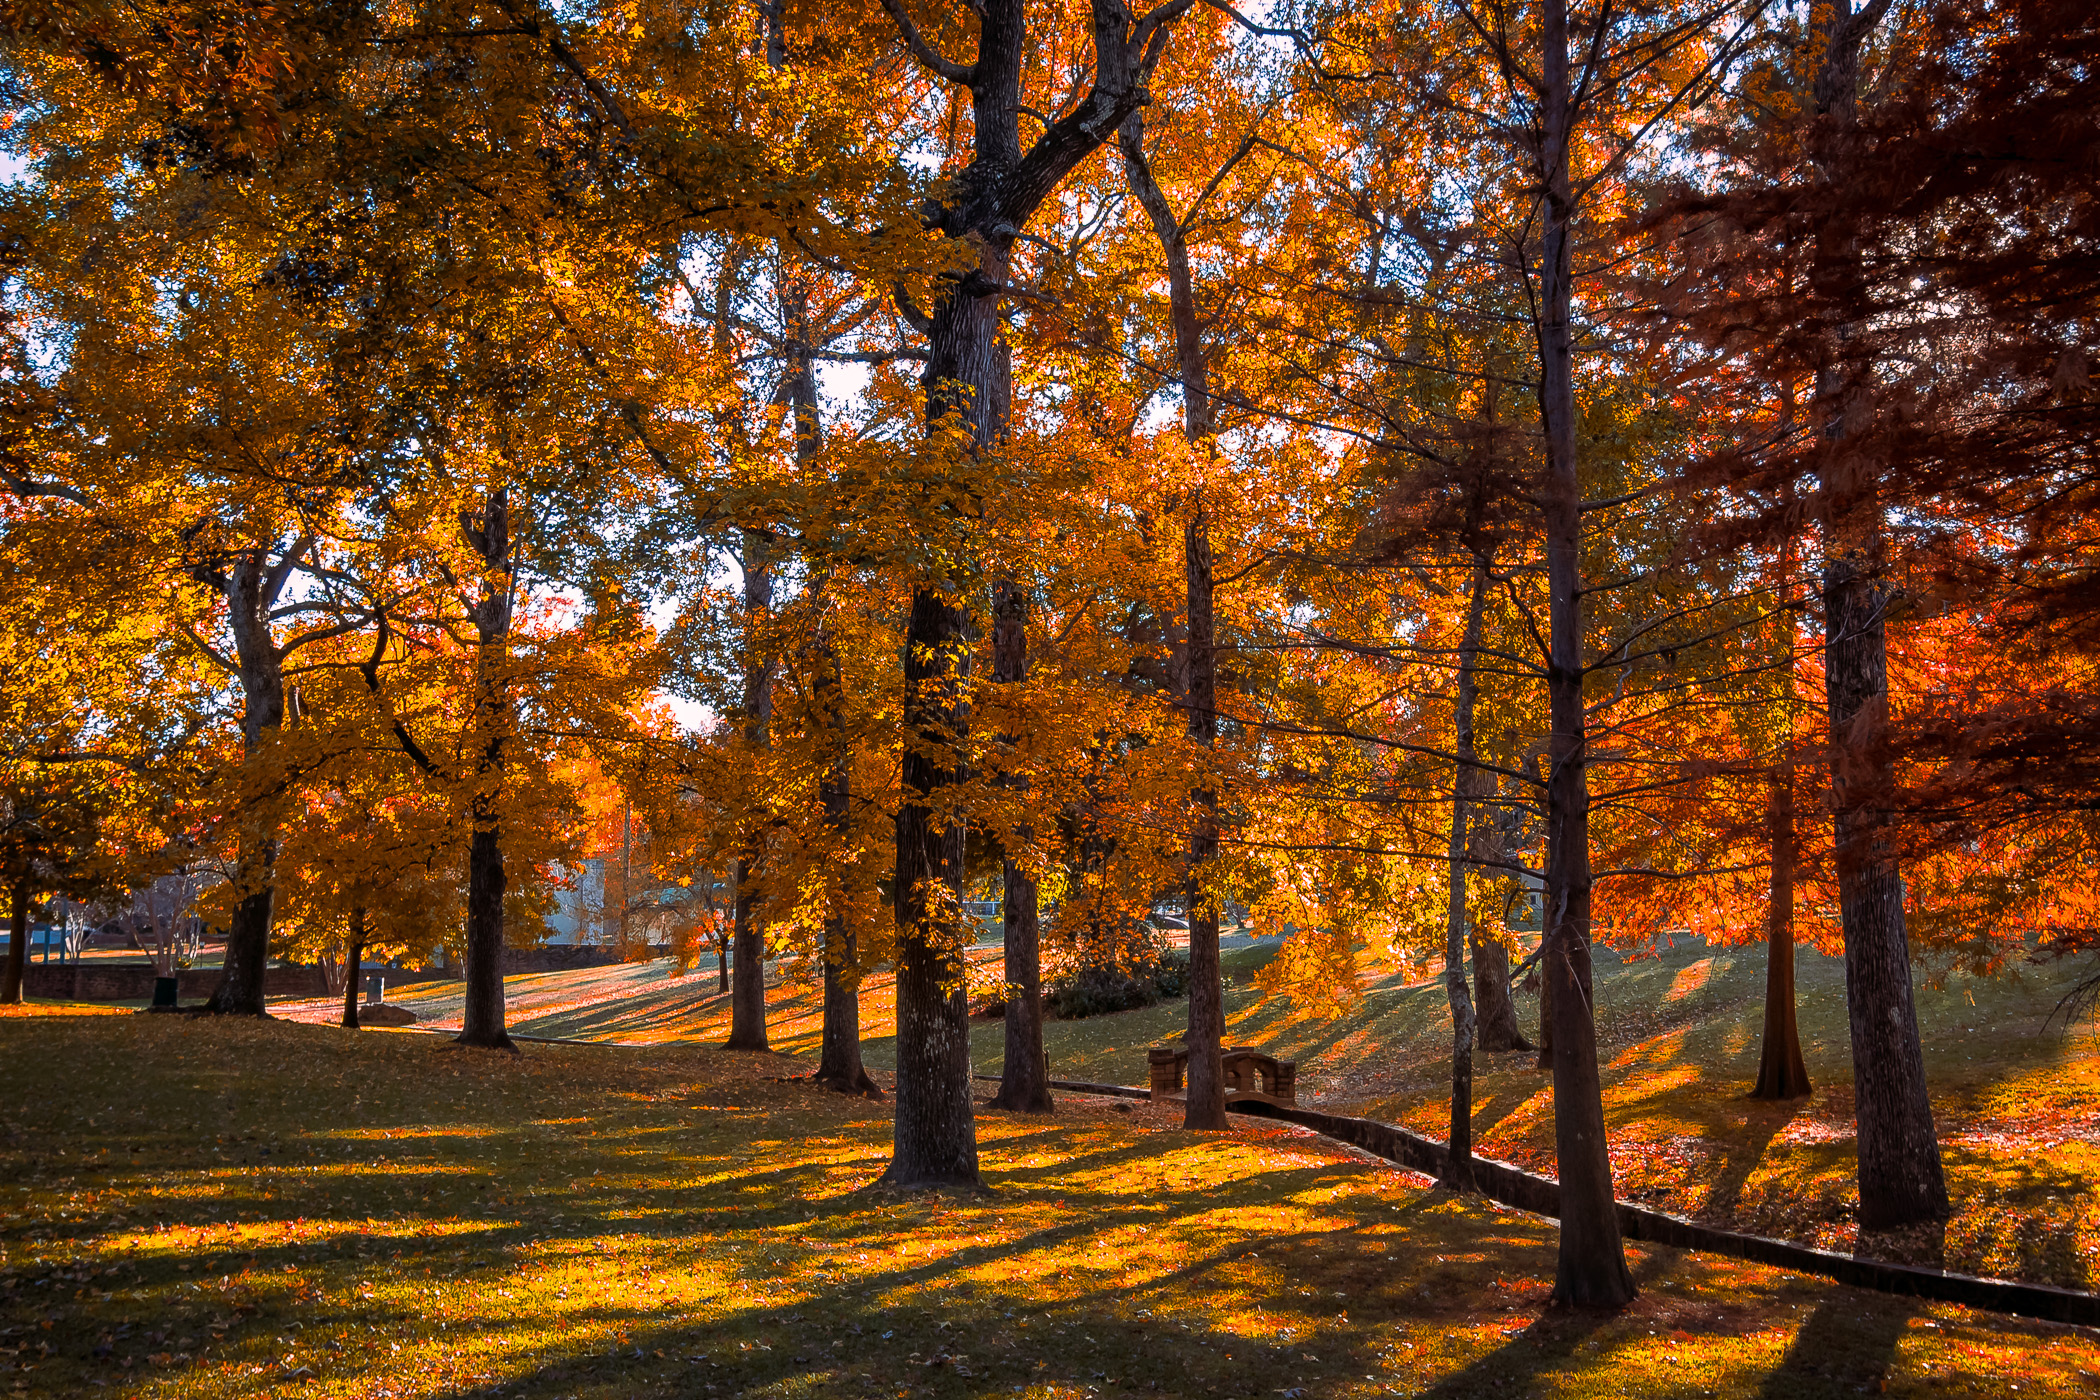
[968,940,2100,1294]
[3,1009,2098,1399]
[272,935,2100,1292]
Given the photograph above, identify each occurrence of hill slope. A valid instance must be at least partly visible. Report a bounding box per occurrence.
[279,936,2100,1290]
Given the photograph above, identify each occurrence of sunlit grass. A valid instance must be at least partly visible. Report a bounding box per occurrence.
[1,1010,2096,1397]
[269,935,2100,1290]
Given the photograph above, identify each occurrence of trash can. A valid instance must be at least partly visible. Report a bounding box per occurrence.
[152,976,179,1008]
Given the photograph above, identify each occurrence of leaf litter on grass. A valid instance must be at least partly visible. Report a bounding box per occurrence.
[278,934,2100,1293]
[0,1008,2097,1398]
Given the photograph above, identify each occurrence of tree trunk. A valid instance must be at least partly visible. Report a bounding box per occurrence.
[727,528,774,1052]
[1181,505,1227,1131]
[456,488,516,1052]
[1826,564,1945,1220]
[1535,946,1555,1070]
[340,906,368,1030]
[1440,560,1490,1192]
[1,879,26,1004]
[990,850,1051,1110]
[813,626,880,1098]
[1753,740,1812,1100]
[1808,0,1947,1228]
[887,583,980,1187]
[213,844,276,1015]
[817,942,879,1096]
[1536,0,1635,1307]
[876,0,1182,1186]
[206,546,295,1017]
[731,0,807,1055]
[1473,935,1534,1052]
[1119,111,1226,1132]
[989,577,1053,1113]
[883,37,1010,1187]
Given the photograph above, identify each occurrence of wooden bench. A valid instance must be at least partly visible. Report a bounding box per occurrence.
[1147,1044,1297,1107]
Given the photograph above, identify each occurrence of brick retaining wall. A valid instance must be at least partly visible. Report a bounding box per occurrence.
[20,943,667,1003]
[1224,1097,2100,1327]
[21,963,328,1002]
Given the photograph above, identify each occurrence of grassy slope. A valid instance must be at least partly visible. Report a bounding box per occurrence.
[282,936,2100,1292]
[2,1009,2096,1400]
[989,939,2100,1292]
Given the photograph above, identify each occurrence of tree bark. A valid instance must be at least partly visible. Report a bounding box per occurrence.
[727,527,774,1052]
[1181,502,1227,1132]
[817,943,879,1096]
[882,0,1011,1190]
[990,849,1051,1110]
[887,583,980,1187]
[206,545,297,1016]
[1826,563,1945,1220]
[989,579,1052,1112]
[876,0,1187,1187]
[1535,944,1555,1070]
[456,487,516,1052]
[813,624,880,1097]
[1753,728,1812,1101]
[1,879,26,1004]
[1536,0,1635,1307]
[1119,111,1226,1132]
[1439,560,1490,1192]
[1810,0,1947,1227]
[340,905,368,1031]
[1472,934,1534,1052]
[729,0,808,1056]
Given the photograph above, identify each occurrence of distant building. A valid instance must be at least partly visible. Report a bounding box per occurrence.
[542,859,608,945]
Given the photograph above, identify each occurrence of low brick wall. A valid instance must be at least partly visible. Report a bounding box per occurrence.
[506,945,618,974]
[22,963,328,1002]
[1224,1097,2100,1327]
[23,943,667,1003]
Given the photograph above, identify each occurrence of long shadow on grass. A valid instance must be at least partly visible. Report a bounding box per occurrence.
[1699,1098,1804,1217]
[1464,1056,1552,1139]
[1408,1246,1677,1399]
[1753,1290,1913,1398]
[513,984,819,1043]
[400,1250,1401,1400]
[28,1127,1403,1376]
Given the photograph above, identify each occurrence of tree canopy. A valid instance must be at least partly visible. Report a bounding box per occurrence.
[3,0,2094,1304]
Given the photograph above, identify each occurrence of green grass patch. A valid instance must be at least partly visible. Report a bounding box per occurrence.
[1,1010,2096,1398]
[951,939,2100,1291]
[279,932,2100,1291]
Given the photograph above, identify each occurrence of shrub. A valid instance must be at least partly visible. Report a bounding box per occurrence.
[1044,949,1189,1020]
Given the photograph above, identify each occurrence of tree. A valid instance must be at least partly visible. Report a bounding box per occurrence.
[1633,0,2100,1222]
[1802,0,1950,1232]
[727,523,777,1052]
[872,0,1192,1188]
[116,868,216,981]
[0,555,206,1003]
[1280,0,1779,1304]
[269,726,466,1031]
[1117,92,1228,1132]
[0,779,104,1000]
[1438,557,1492,1190]
[1752,541,1812,1101]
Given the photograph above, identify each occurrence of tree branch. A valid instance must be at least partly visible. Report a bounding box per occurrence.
[875,0,978,85]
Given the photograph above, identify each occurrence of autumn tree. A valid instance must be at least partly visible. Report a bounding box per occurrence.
[869,0,1193,1187]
